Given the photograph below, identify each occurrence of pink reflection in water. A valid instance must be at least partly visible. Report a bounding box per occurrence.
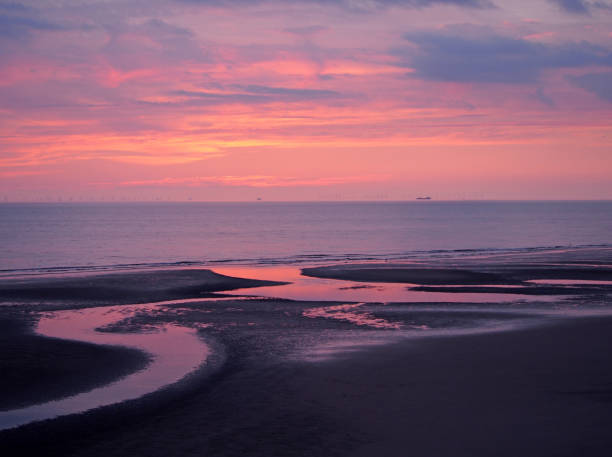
[0,304,210,431]
[214,265,559,303]
[303,303,402,330]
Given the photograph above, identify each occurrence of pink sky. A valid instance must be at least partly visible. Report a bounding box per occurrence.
[1,0,611,201]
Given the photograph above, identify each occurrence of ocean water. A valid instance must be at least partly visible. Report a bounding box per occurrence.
[1,201,611,273]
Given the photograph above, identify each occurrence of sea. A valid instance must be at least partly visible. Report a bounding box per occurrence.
[1,201,611,274]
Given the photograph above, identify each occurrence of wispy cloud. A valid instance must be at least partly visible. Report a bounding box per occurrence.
[120,174,391,187]
[550,0,590,13]
[569,72,612,102]
[169,85,342,105]
[534,87,556,107]
[398,26,612,83]
[235,84,338,97]
[0,3,29,13]
[0,12,66,39]
[0,169,48,178]
[180,0,494,12]
[549,0,612,14]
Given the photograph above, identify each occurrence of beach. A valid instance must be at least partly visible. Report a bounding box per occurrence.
[1,245,612,455]
[0,313,150,412]
[4,315,612,456]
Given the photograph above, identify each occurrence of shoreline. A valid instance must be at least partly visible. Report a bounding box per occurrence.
[0,268,286,306]
[1,247,612,455]
[2,244,611,281]
[0,314,151,412]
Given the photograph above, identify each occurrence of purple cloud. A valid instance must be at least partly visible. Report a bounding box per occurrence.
[170,85,342,105]
[398,28,612,83]
[179,0,494,11]
[569,72,612,102]
[549,0,612,14]
[0,12,65,39]
[550,0,590,13]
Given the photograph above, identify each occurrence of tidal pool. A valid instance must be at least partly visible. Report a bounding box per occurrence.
[0,304,210,431]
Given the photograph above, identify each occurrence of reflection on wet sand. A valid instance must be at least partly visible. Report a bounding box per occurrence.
[303,303,402,329]
[0,304,210,431]
[214,266,558,303]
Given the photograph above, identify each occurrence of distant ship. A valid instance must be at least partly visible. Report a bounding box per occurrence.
[416,196,432,200]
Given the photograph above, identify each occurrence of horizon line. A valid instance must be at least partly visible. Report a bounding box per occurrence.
[2,199,612,204]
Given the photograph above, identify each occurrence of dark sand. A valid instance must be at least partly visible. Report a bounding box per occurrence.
[409,285,608,295]
[303,263,612,295]
[305,317,612,457]
[3,316,612,457]
[302,266,514,285]
[0,268,285,305]
[0,315,150,411]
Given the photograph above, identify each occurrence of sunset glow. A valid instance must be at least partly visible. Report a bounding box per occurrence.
[1,0,611,200]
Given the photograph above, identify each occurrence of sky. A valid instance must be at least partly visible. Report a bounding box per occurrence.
[0,0,611,201]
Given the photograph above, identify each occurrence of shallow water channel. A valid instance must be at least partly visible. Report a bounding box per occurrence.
[0,304,210,431]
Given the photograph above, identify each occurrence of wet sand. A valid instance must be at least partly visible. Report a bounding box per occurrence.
[303,262,612,295]
[0,268,285,304]
[297,316,612,457]
[0,269,277,412]
[2,254,612,456]
[409,285,607,295]
[0,315,150,411]
[302,265,516,285]
[3,316,612,456]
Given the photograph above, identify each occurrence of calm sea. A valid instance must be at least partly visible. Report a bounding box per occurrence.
[1,201,611,273]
